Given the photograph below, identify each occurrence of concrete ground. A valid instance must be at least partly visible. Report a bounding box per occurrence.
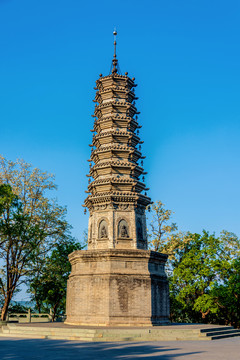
[0,337,239,360]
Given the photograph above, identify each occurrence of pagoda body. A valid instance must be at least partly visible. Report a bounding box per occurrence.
[65,35,169,326]
[86,72,150,251]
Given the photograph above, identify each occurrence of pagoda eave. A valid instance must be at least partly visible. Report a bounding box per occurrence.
[87,178,146,194]
[84,192,151,209]
[93,115,138,128]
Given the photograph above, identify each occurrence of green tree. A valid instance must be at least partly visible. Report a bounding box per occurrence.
[212,258,240,327]
[147,201,240,325]
[0,156,70,321]
[28,238,82,321]
[0,184,42,320]
[169,231,240,323]
[147,201,177,252]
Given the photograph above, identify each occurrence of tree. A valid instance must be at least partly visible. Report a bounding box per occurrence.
[28,238,82,321]
[168,231,240,323]
[147,201,177,252]
[147,201,240,325]
[0,156,70,321]
[212,257,240,327]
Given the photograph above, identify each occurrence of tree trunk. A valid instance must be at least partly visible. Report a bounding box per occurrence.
[52,301,61,322]
[35,298,41,314]
[52,305,57,322]
[1,293,11,321]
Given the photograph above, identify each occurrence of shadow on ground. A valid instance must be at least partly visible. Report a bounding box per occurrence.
[0,338,203,360]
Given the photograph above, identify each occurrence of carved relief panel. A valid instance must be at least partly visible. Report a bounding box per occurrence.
[118,219,129,239]
[98,219,108,239]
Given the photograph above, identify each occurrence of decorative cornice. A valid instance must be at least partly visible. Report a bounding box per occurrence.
[92,143,135,151]
[87,177,146,194]
[94,129,132,137]
[89,177,137,185]
[91,143,141,154]
[93,114,136,122]
[92,129,139,141]
[90,160,142,170]
[96,86,135,95]
[94,102,139,118]
[85,191,151,208]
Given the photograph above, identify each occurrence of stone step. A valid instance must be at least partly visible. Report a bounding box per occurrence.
[199,326,234,333]
[95,334,212,341]
[0,331,138,342]
[51,335,139,342]
[133,336,211,341]
[200,329,240,337]
[210,332,240,340]
[0,333,46,339]
[94,337,139,342]
[2,329,96,339]
[0,332,93,342]
[5,325,97,335]
[101,332,142,338]
[98,332,210,341]
[0,328,200,341]
[1,324,240,341]
[0,332,97,341]
[0,331,211,342]
[45,335,97,341]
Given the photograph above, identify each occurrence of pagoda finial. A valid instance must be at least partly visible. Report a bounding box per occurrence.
[112,29,118,74]
[113,29,117,58]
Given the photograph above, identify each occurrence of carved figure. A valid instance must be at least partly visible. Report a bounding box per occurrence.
[100,225,107,238]
[118,219,129,238]
[99,220,108,239]
[120,224,129,238]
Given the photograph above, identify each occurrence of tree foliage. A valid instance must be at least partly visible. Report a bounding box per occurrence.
[28,238,82,321]
[147,201,178,252]
[148,201,240,327]
[0,156,70,321]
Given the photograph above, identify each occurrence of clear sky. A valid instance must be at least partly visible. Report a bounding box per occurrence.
[1,0,240,243]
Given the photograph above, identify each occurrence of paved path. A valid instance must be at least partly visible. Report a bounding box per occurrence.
[0,337,239,359]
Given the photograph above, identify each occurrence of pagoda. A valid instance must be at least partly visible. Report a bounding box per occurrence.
[65,32,169,326]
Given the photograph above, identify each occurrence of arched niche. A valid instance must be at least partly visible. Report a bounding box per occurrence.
[118,219,129,239]
[136,219,143,240]
[98,219,108,239]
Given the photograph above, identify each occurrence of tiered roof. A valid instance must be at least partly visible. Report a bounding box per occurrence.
[84,37,151,211]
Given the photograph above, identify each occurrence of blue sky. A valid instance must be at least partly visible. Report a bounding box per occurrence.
[1,0,240,243]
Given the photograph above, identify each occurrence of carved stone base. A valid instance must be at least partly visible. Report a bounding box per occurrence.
[65,249,170,326]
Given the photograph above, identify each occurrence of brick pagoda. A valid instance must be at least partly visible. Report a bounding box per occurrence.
[65,32,169,326]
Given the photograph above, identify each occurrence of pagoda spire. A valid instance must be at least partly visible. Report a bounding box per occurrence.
[111,29,119,74]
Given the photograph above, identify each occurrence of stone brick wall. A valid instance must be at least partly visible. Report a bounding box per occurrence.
[65,249,169,326]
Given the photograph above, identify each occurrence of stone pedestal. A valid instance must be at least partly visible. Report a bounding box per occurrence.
[65,249,170,326]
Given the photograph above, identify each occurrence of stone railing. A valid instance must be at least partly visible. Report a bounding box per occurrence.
[7,309,52,323]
